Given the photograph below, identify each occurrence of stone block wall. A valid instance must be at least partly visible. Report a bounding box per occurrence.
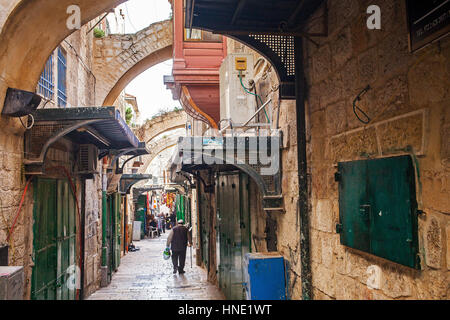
[302,0,449,300]
[226,0,449,300]
[93,20,173,106]
[0,22,102,298]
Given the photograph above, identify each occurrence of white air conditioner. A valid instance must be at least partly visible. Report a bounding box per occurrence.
[77,144,99,178]
[219,53,257,128]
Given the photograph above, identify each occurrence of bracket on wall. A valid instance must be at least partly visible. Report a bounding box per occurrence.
[172,135,284,212]
[2,88,41,117]
[109,142,149,174]
[119,174,152,195]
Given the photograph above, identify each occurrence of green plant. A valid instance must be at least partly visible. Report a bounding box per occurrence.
[125,107,133,125]
[93,28,105,38]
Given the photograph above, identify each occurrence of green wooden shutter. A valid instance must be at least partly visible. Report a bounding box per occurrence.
[338,160,370,253]
[367,156,419,268]
[337,156,419,269]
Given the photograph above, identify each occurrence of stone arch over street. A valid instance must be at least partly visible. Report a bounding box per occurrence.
[140,135,179,175]
[0,0,129,112]
[136,110,187,144]
[93,19,173,106]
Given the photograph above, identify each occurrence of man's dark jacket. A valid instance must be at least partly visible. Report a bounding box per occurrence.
[169,225,190,251]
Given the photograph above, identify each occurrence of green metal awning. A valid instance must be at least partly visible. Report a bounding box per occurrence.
[24,107,147,174]
[185,0,327,99]
[185,0,325,35]
[119,174,153,195]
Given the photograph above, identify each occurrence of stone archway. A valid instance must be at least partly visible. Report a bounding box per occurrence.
[136,110,187,144]
[93,19,173,106]
[0,0,128,110]
[140,135,179,174]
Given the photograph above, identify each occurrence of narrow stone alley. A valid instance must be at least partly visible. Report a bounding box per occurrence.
[88,233,224,300]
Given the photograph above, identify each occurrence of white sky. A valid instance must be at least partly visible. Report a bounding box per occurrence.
[110,0,180,123]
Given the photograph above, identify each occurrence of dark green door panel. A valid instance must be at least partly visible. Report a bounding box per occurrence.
[338,160,370,252]
[217,172,250,300]
[337,156,419,269]
[32,179,57,300]
[32,178,77,300]
[367,156,418,268]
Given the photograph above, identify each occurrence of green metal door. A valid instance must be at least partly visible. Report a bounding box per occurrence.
[217,172,250,300]
[199,192,210,268]
[176,194,185,222]
[337,156,419,269]
[112,193,121,271]
[106,193,122,278]
[32,178,77,300]
[135,195,146,238]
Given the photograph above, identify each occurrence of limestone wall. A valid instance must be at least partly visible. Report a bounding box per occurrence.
[226,0,449,300]
[93,20,173,106]
[0,22,101,298]
[301,0,449,300]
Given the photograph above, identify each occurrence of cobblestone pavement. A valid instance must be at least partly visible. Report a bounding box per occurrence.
[88,232,225,300]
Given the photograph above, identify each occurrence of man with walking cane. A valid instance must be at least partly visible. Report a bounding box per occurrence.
[166,219,192,274]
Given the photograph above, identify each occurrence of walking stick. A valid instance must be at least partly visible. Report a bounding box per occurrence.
[189,225,193,268]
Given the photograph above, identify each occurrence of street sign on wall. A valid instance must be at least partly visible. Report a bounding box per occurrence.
[406,0,450,52]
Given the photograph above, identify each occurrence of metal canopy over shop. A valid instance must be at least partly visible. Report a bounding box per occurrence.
[185,0,327,99]
[24,107,145,174]
[119,174,152,195]
[169,135,283,212]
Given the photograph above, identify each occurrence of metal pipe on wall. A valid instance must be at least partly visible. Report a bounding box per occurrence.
[294,36,312,300]
[101,159,108,287]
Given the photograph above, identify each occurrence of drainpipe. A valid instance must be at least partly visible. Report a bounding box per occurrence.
[80,179,86,300]
[294,36,312,300]
[101,157,108,287]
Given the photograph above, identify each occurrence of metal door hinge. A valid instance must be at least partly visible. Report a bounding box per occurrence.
[334,172,341,182]
[336,223,343,234]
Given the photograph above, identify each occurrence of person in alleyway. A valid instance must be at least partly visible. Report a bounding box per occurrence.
[160,213,166,233]
[170,210,176,227]
[157,214,163,235]
[165,213,172,230]
[149,218,158,237]
[166,219,192,274]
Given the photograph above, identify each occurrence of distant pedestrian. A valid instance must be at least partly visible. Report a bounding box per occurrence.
[170,211,176,227]
[166,219,192,274]
[161,213,166,234]
[157,214,163,236]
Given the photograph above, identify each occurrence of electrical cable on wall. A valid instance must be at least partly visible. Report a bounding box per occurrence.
[238,70,270,123]
[353,85,371,124]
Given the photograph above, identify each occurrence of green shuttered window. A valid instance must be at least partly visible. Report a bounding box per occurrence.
[336,156,420,269]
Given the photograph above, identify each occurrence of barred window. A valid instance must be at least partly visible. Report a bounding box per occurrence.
[57,47,67,108]
[37,55,54,99]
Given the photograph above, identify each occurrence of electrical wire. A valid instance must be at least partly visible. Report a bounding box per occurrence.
[19,114,34,130]
[6,177,33,243]
[46,166,82,300]
[238,71,270,123]
[125,3,138,32]
[352,85,371,124]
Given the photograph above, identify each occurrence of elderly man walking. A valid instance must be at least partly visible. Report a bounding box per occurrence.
[166,219,192,274]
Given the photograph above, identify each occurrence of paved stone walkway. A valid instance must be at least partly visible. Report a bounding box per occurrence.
[88,232,224,300]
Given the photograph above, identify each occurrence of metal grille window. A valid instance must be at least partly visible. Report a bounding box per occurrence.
[57,47,67,108]
[37,55,54,99]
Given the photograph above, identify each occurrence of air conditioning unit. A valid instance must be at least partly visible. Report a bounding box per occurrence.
[219,53,257,128]
[77,144,99,179]
[0,266,24,300]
